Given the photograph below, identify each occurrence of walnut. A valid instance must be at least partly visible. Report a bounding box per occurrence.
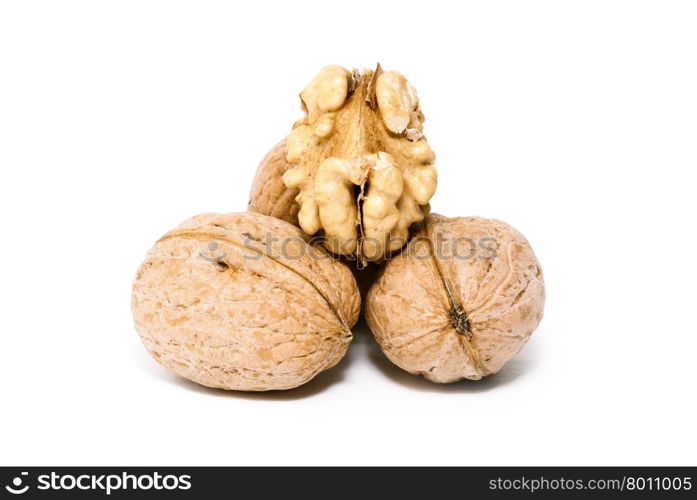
[250,65,438,264]
[248,140,299,226]
[132,212,360,391]
[365,214,544,382]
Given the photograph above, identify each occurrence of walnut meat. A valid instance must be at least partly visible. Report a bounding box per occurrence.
[251,65,438,264]
[366,214,544,382]
[132,212,360,391]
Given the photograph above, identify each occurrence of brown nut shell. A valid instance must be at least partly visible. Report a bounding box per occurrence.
[247,140,300,226]
[366,214,544,382]
[132,212,360,391]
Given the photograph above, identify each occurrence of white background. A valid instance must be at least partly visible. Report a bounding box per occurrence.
[1,1,695,466]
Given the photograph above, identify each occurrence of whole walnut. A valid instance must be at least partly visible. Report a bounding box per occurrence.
[366,214,544,382]
[249,64,437,264]
[132,212,360,391]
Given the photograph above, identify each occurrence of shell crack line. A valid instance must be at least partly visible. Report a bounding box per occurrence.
[158,229,352,336]
[423,220,488,376]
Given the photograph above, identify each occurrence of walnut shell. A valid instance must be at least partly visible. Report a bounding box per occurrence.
[366,214,544,382]
[247,140,300,226]
[132,212,360,391]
